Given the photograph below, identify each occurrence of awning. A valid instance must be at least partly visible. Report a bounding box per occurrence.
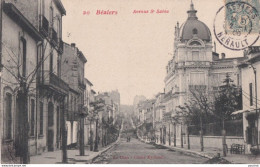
[231,109,256,115]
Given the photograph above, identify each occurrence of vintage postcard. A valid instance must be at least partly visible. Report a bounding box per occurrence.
[0,0,260,165]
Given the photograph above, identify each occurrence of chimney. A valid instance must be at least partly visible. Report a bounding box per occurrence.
[221,53,226,59]
[214,41,216,52]
[71,43,76,48]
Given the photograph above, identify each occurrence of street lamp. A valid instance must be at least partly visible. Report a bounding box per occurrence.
[94,113,99,152]
[250,64,259,150]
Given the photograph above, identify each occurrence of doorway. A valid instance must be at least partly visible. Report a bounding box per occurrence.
[47,102,54,151]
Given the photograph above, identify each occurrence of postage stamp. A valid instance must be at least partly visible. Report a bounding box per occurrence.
[214,0,260,50]
[225,0,259,35]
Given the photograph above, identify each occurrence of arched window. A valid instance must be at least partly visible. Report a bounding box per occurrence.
[30,99,35,136]
[20,38,27,77]
[39,102,44,135]
[5,93,12,139]
[193,28,198,35]
[189,41,201,46]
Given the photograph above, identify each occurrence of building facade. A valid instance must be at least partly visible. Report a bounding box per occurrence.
[61,42,87,147]
[237,46,260,151]
[83,78,93,146]
[162,2,245,146]
[1,0,69,163]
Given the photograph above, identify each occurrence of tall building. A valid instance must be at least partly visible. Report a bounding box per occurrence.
[1,1,43,161]
[237,46,260,152]
[163,2,245,146]
[61,42,87,147]
[1,0,69,162]
[133,95,146,117]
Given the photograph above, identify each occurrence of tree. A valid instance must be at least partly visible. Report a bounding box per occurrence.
[1,40,58,163]
[214,73,242,127]
[189,85,214,151]
[90,99,105,152]
[1,40,70,163]
[177,102,200,149]
[214,73,242,156]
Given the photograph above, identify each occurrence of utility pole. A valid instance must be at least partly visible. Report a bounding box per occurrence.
[79,104,87,156]
[94,118,99,152]
[79,115,85,156]
[174,123,176,147]
[187,125,190,150]
[61,97,68,163]
[181,122,183,148]
[168,122,171,146]
[0,0,3,160]
[251,65,259,150]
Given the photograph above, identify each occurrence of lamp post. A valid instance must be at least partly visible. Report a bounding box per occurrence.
[250,64,259,150]
[79,105,88,156]
[94,115,99,152]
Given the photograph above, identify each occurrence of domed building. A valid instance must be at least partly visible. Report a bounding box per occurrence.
[154,1,246,148]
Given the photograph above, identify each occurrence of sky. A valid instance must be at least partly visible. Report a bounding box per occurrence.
[61,0,260,105]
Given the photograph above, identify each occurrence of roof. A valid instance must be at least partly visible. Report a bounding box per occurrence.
[84,78,93,86]
[3,3,43,42]
[238,46,260,68]
[180,2,211,42]
[78,50,87,63]
[91,89,96,94]
[53,0,66,16]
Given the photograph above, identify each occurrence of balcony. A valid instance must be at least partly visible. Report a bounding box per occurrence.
[189,85,207,91]
[39,15,49,37]
[40,71,69,95]
[177,61,210,68]
[78,81,86,90]
[58,39,64,54]
[50,28,58,46]
[67,111,79,121]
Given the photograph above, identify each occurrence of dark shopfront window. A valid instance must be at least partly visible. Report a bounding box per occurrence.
[30,99,35,136]
[40,102,44,135]
[5,93,12,140]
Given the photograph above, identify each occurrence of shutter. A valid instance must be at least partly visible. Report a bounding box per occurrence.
[245,127,248,143]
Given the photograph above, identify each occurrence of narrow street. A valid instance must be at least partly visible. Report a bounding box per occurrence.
[92,118,208,164]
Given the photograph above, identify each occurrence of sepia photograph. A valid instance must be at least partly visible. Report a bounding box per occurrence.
[0,0,260,165]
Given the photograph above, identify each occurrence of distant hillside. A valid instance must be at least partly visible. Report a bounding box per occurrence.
[120,105,134,113]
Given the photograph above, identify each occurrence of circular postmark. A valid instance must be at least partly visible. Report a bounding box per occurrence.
[214,1,260,51]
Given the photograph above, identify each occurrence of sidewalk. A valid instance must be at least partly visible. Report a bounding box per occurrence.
[30,142,119,164]
[31,121,124,164]
[137,135,260,164]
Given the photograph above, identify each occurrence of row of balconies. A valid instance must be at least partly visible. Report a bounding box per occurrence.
[39,15,63,53]
[40,71,69,94]
[176,61,211,68]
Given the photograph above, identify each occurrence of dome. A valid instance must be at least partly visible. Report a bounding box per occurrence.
[179,2,211,42]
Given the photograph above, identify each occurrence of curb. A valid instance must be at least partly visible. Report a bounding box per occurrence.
[137,136,233,164]
[136,127,217,160]
[87,137,120,163]
[87,120,124,163]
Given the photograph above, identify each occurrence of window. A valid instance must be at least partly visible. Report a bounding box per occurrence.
[30,99,35,136]
[192,51,199,61]
[40,102,44,135]
[249,83,253,106]
[190,72,205,85]
[56,106,60,140]
[50,6,53,26]
[50,51,53,73]
[237,74,240,86]
[5,93,12,140]
[20,38,27,77]
[57,55,61,77]
[57,18,61,39]
[48,102,54,127]
[193,28,198,34]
